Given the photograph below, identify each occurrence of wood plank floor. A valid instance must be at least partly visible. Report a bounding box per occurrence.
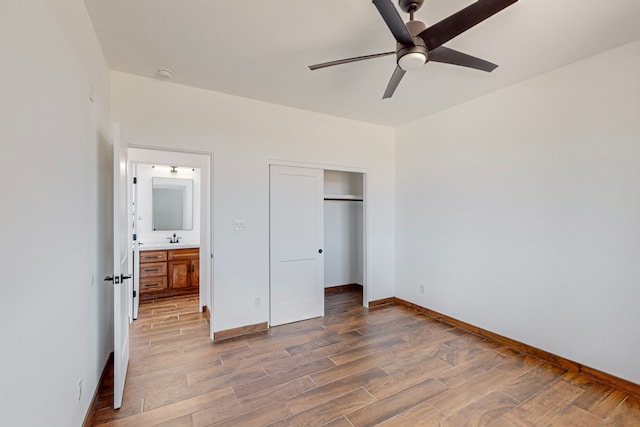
[91,289,640,426]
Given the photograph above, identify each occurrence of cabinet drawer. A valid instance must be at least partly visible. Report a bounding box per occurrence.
[140,250,167,263]
[140,276,168,292]
[168,248,199,260]
[140,262,167,278]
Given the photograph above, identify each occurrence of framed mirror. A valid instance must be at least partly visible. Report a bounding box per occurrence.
[152,177,193,230]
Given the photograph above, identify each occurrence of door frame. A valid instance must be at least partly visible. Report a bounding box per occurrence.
[269,160,369,309]
[128,145,215,337]
[130,162,140,320]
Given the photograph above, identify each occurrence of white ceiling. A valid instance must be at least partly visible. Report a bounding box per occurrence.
[85,0,640,127]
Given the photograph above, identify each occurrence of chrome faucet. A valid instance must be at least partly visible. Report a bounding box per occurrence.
[167,233,181,244]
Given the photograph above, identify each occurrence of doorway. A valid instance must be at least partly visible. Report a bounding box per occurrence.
[128,147,213,334]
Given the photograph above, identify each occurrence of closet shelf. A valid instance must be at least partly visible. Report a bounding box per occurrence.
[324,194,363,201]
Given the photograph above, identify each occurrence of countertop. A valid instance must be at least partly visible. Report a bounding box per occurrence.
[139,242,200,251]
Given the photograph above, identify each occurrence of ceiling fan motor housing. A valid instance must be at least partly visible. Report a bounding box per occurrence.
[397,20,428,70]
[399,0,424,13]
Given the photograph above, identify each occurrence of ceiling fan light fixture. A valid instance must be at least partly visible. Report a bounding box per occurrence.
[398,52,426,71]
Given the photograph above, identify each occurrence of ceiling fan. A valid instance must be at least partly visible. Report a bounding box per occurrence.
[309,0,518,99]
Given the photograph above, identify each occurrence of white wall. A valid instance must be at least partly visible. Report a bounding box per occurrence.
[395,40,640,384]
[0,1,112,425]
[111,72,396,332]
[325,169,364,197]
[324,201,364,287]
[324,171,364,287]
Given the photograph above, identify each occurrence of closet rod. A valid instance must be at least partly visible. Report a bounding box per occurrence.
[324,198,363,202]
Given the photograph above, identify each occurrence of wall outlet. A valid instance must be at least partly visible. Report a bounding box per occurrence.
[419,284,425,294]
[234,219,246,231]
[254,297,261,308]
[78,379,82,401]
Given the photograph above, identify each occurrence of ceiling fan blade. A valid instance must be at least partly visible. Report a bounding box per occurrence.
[372,0,415,46]
[429,46,498,72]
[418,0,517,50]
[383,66,406,99]
[309,51,395,71]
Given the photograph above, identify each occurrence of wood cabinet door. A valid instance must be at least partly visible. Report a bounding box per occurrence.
[190,258,199,288]
[169,259,190,289]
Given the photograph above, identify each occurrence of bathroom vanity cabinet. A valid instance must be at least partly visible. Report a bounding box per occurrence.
[168,248,200,290]
[139,247,199,300]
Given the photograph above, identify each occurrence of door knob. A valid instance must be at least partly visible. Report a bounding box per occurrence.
[318,249,323,254]
[105,275,120,284]
[104,274,131,284]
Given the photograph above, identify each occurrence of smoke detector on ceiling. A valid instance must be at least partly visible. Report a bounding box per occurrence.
[156,68,174,79]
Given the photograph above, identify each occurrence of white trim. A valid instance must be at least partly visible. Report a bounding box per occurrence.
[268,158,368,175]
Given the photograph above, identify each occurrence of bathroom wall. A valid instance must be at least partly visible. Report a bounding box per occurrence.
[134,163,201,245]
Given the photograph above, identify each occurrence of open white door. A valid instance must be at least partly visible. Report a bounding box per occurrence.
[270,165,324,326]
[112,123,131,409]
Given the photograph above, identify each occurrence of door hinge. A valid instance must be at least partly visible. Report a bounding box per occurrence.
[133,177,137,184]
[133,290,137,298]
[132,233,137,241]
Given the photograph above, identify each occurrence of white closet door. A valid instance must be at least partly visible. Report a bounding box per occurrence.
[270,165,324,326]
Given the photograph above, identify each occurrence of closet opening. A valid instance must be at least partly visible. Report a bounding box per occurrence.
[323,170,365,307]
